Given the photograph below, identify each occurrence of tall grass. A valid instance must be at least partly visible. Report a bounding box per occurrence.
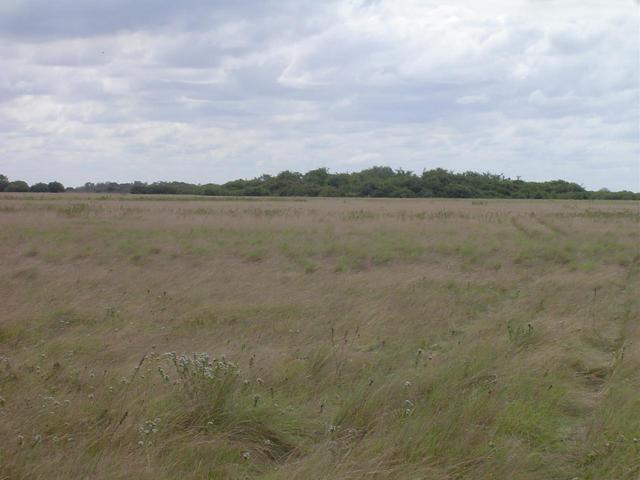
[0,195,638,479]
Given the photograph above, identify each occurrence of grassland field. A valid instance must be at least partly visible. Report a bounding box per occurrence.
[0,194,638,479]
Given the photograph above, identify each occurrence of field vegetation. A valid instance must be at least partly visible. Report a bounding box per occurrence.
[0,194,638,479]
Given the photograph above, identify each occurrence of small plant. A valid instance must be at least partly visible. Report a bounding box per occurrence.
[507,321,535,346]
[57,203,90,218]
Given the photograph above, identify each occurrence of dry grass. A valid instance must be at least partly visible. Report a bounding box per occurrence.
[0,194,638,479]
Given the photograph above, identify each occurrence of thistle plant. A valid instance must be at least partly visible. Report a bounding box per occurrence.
[403,399,414,417]
[163,352,240,424]
[139,418,161,435]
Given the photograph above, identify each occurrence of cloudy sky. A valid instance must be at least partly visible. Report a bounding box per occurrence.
[0,0,638,190]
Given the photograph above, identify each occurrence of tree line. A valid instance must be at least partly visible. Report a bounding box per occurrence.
[2,168,638,199]
[0,174,65,193]
[74,167,638,200]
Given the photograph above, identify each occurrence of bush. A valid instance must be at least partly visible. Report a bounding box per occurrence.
[6,180,29,192]
[30,182,48,192]
[48,181,65,193]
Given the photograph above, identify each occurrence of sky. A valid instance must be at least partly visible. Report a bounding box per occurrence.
[0,0,638,191]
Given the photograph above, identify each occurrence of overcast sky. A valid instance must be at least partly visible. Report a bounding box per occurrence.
[0,0,638,190]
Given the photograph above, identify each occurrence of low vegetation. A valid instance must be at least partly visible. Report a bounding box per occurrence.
[0,195,638,479]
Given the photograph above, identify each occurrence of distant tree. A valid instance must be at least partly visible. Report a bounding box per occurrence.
[6,180,29,192]
[270,171,305,196]
[147,182,178,194]
[303,168,330,186]
[47,181,65,193]
[105,182,120,193]
[30,182,49,192]
[422,168,452,196]
[360,166,395,179]
[389,187,416,198]
[444,183,474,198]
[202,184,224,196]
[130,182,148,194]
[0,174,8,192]
[318,185,341,197]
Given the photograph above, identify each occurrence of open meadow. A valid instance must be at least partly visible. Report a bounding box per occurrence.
[0,194,638,479]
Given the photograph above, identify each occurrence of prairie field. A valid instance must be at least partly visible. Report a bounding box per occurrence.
[0,194,638,480]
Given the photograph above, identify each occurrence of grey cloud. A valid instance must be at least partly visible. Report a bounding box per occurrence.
[0,0,279,39]
[0,1,638,191]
